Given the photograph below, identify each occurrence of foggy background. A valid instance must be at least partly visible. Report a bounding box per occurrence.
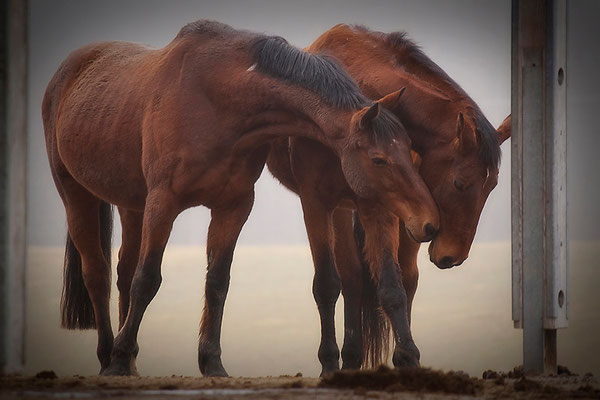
[25,0,599,377]
[28,0,600,246]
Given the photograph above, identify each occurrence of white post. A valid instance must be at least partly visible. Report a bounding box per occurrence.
[511,0,568,375]
[1,0,28,374]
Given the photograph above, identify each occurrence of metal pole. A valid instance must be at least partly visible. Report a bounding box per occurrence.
[0,0,28,374]
[511,0,567,375]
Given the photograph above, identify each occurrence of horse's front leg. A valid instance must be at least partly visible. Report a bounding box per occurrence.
[198,192,254,377]
[332,208,363,370]
[102,189,179,376]
[357,204,420,368]
[299,193,341,376]
[378,251,420,367]
[397,223,421,326]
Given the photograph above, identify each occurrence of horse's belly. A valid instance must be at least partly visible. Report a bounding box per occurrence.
[173,145,271,210]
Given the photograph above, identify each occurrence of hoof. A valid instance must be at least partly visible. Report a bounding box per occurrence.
[199,355,229,377]
[392,343,420,368]
[100,356,139,376]
[202,363,229,377]
[319,364,340,377]
[100,363,132,376]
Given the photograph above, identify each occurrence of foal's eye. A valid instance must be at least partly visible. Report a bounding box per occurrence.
[454,179,465,191]
[371,157,388,166]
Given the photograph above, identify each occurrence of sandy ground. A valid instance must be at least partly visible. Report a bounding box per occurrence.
[1,367,599,399]
[24,243,600,378]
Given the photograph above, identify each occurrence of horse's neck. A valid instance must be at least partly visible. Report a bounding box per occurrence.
[243,81,351,155]
[353,66,459,149]
[310,41,462,151]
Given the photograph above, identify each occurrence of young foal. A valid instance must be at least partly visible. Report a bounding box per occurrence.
[42,20,438,376]
[267,24,511,373]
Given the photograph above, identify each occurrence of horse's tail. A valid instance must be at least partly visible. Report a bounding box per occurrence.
[353,213,391,368]
[61,201,113,329]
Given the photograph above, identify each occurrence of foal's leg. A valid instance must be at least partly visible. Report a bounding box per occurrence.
[116,207,143,329]
[300,195,341,376]
[332,208,363,370]
[198,193,254,377]
[397,224,421,326]
[102,189,179,376]
[357,205,420,368]
[60,178,114,372]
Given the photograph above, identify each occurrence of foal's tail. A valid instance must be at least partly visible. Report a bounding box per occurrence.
[61,201,113,329]
[353,213,392,368]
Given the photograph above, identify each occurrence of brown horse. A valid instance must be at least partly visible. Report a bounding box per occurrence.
[42,20,439,376]
[267,24,511,373]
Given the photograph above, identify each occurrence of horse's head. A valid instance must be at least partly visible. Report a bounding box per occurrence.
[341,89,439,242]
[420,113,511,269]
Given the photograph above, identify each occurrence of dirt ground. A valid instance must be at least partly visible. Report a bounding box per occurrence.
[1,366,599,399]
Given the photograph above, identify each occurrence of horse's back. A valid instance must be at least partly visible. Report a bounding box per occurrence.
[42,41,157,209]
[43,41,151,121]
[42,23,260,210]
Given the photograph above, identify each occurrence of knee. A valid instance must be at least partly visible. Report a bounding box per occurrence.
[312,265,341,306]
[130,255,162,302]
[377,284,407,313]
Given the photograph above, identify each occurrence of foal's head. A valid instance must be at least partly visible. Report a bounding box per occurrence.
[419,112,511,269]
[342,89,439,243]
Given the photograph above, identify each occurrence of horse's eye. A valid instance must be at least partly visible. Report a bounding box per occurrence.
[454,179,465,191]
[371,157,388,166]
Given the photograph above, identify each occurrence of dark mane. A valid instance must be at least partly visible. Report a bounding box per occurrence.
[352,25,501,169]
[252,35,407,140]
[178,21,405,142]
[472,109,502,171]
[371,108,405,142]
[251,36,369,110]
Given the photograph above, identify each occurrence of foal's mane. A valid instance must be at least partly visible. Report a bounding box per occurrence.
[351,25,502,170]
[252,35,403,141]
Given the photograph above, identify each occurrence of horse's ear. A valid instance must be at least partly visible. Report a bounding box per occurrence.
[360,102,380,129]
[376,87,406,113]
[497,114,511,144]
[456,112,464,140]
[410,149,422,169]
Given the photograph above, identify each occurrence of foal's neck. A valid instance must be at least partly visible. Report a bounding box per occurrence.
[243,81,354,156]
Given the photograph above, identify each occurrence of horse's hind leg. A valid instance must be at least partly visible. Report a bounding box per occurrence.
[198,192,254,377]
[103,189,179,376]
[116,207,143,329]
[300,195,341,376]
[59,176,114,372]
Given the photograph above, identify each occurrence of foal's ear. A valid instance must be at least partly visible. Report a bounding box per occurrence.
[376,87,406,113]
[410,149,423,169]
[496,114,511,144]
[360,102,380,129]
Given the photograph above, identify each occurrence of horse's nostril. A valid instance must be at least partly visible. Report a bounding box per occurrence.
[439,256,455,269]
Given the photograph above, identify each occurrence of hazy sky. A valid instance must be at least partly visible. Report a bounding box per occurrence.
[27,0,599,247]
